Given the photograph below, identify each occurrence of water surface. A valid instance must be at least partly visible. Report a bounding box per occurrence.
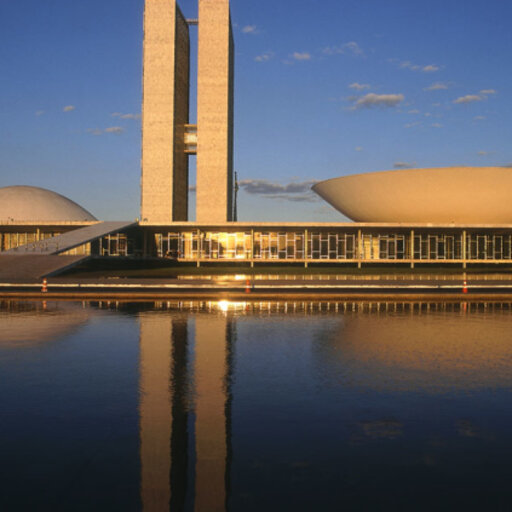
[2,300,512,510]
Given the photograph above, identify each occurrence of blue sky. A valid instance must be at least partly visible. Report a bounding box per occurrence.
[1,0,511,221]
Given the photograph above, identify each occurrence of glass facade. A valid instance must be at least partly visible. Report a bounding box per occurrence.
[4,226,512,265]
[150,229,512,264]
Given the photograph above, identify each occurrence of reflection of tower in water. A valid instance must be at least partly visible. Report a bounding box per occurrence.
[139,313,233,511]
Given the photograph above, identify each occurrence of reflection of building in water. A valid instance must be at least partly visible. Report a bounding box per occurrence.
[138,312,233,511]
[0,300,90,347]
[317,306,512,393]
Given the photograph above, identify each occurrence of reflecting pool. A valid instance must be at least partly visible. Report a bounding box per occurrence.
[2,300,512,510]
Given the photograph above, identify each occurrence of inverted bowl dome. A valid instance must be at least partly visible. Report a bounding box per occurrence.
[0,186,96,222]
[312,167,512,223]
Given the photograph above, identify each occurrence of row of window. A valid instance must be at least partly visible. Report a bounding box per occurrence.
[153,232,512,261]
[4,230,512,262]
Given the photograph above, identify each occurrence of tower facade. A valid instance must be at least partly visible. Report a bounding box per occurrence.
[141,0,234,224]
[196,0,235,223]
[141,0,190,223]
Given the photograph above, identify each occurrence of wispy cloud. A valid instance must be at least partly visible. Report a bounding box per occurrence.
[473,115,486,121]
[431,123,443,128]
[349,82,371,91]
[392,59,441,73]
[255,51,274,62]
[477,150,492,156]
[394,161,416,169]
[355,146,364,152]
[422,64,440,72]
[453,94,482,104]
[292,52,311,61]
[408,109,420,114]
[104,126,124,134]
[405,121,421,129]
[35,110,45,116]
[424,82,449,91]
[242,25,258,34]
[111,112,141,120]
[350,93,404,110]
[323,41,364,57]
[480,89,497,95]
[63,105,75,112]
[239,179,320,202]
[88,126,125,135]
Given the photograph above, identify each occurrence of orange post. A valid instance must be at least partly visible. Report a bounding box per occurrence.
[245,279,251,294]
[42,278,48,293]
[462,280,468,293]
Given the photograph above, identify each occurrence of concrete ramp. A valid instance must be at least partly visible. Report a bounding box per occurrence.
[0,221,135,281]
[6,221,135,255]
[0,254,89,281]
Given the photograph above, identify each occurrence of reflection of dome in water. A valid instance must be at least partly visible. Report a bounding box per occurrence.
[322,311,512,392]
[0,185,96,222]
[0,302,90,347]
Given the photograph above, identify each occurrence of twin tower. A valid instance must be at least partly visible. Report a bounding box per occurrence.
[141,0,234,224]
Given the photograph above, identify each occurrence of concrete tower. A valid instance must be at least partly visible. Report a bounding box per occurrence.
[141,0,234,224]
[196,0,235,223]
[141,0,190,224]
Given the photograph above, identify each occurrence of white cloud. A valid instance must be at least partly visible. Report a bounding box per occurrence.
[394,161,416,169]
[111,112,141,120]
[104,126,124,134]
[473,115,486,121]
[63,105,75,112]
[408,109,420,114]
[404,122,421,129]
[242,25,258,34]
[395,60,441,73]
[292,52,311,61]
[255,51,273,62]
[480,89,497,95]
[351,93,404,110]
[424,82,449,91]
[477,150,492,156]
[431,123,443,128]
[355,146,364,152]
[349,82,371,91]
[35,110,45,116]
[87,128,103,136]
[453,94,482,104]
[422,64,440,72]
[323,41,364,57]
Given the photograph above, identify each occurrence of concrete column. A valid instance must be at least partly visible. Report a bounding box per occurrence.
[410,229,415,269]
[304,229,308,268]
[462,230,467,269]
[357,229,362,269]
[250,229,254,267]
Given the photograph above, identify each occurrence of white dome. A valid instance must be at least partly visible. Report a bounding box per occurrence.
[0,186,96,222]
